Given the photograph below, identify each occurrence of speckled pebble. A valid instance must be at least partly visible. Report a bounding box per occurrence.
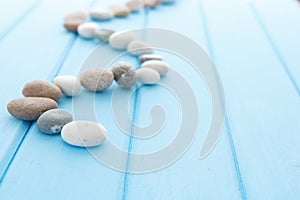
[90,8,114,20]
[139,54,163,63]
[7,97,58,121]
[109,5,131,17]
[77,22,100,39]
[136,68,160,84]
[64,20,84,32]
[126,0,144,12]
[94,29,115,43]
[80,68,114,92]
[37,109,73,134]
[127,40,153,55]
[109,30,136,50]
[22,80,62,101]
[61,120,107,147]
[54,75,81,96]
[141,60,169,76]
[64,11,87,22]
[112,62,136,88]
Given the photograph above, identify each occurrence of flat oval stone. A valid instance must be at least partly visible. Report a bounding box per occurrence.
[37,109,73,134]
[126,0,144,12]
[141,60,169,76]
[109,30,136,50]
[61,120,107,147]
[94,29,115,43]
[145,0,161,8]
[63,20,84,32]
[77,22,100,39]
[64,10,87,22]
[80,68,114,92]
[7,97,58,121]
[90,8,114,20]
[136,68,160,84]
[22,80,62,101]
[139,54,163,63]
[109,5,131,17]
[112,62,136,88]
[127,40,153,55]
[54,75,81,96]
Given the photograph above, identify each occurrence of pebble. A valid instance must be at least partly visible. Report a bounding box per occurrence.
[160,0,175,4]
[109,5,131,17]
[126,0,144,12]
[109,30,136,50]
[61,120,107,147]
[141,60,169,76]
[64,10,87,22]
[63,20,84,33]
[94,29,115,43]
[77,22,100,39]
[136,68,160,84]
[37,109,73,134]
[139,54,163,63]
[112,62,136,88]
[54,75,81,97]
[7,97,58,121]
[145,0,161,8]
[127,40,153,55]
[22,80,62,101]
[90,8,114,21]
[80,68,114,92]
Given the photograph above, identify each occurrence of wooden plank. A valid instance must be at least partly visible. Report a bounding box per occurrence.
[123,0,241,199]
[202,0,300,199]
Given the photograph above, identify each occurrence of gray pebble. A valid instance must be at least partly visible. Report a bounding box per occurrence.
[139,54,163,63]
[80,68,114,92]
[112,62,136,88]
[37,109,73,134]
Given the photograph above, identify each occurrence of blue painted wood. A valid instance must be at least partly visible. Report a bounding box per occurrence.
[202,0,300,199]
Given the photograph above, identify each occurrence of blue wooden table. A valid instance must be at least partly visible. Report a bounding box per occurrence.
[0,0,299,199]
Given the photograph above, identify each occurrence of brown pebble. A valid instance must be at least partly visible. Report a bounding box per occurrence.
[7,97,58,121]
[64,20,84,32]
[22,80,62,101]
[109,5,131,17]
[80,68,114,92]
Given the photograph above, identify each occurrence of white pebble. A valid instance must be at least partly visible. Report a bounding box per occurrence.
[54,75,81,96]
[109,30,136,50]
[61,120,107,147]
[90,8,114,20]
[139,54,163,63]
[77,22,100,39]
[64,10,87,22]
[126,0,144,12]
[136,68,160,84]
[141,60,169,76]
[127,40,153,55]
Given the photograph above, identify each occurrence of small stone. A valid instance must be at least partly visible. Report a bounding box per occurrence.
[94,29,115,43]
[109,30,136,50]
[80,68,114,92]
[63,20,84,32]
[7,97,58,121]
[126,0,144,12]
[109,5,131,17]
[77,22,100,39]
[112,62,136,88]
[141,60,169,76]
[53,75,81,97]
[90,8,114,21]
[22,80,62,101]
[64,11,87,22]
[139,54,163,63]
[145,0,161,8]
[127,40,153,55]
[136,68,160,84]
[160,0,175,4]
[37,109,73,134]
[61,120,107,147]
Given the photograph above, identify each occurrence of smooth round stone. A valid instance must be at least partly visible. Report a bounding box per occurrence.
[109,5,131,17]
[139,54,163,63]
[63,20,84,32]
[80,68,114,92]
[7,97,58,121]
[90,8,114,20]
[109,30,136,50]
[64,10,87,22]
[61,120,107,147]
[141,60,169,76]
[127,40,153,55]
[126,0,144,12]
[54,75,81,96]
[94,29,115,43]
[22,80,62,101]
[112,62,136,88]
[77,22,100,39]
[145,0,161,8]
[37,109,72,134]
[136,68,160,84]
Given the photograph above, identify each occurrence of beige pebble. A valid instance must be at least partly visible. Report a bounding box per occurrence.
[80,68,114,92]
[136,68,160,84]
[109,5,131,17]
[64,10,87,22]
[127,40,153,55]
[141,60,169,76]
[22,80,62,101]
[126,0,144,12]
[7,97,58,121]
[63,20,84,32]
[139,54,163,63]
[145,0,161,8]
